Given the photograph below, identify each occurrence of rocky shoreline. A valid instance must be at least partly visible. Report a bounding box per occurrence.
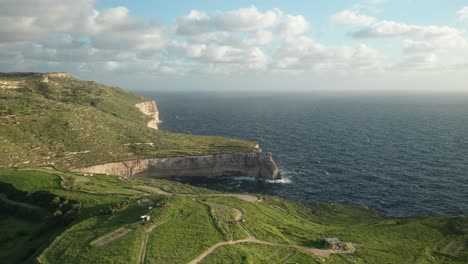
[75,152,281,180]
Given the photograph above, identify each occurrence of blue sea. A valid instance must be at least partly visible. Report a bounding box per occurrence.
[140,92,468,217]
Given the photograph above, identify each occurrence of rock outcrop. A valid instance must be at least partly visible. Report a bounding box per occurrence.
[135,101,159,130]
[0,80,23,89]
[41,72,72,83]
[75,152,281,180]
[45,72,72,78]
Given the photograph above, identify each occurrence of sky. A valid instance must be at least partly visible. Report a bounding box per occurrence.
[0,0,467,92]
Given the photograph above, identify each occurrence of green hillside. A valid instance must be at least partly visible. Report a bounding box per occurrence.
[0,168,466,264]
[1,73,466,264]
[0,73,256,169]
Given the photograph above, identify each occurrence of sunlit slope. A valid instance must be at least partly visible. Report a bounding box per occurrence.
[0,73,256,169]
[0,168,466,264]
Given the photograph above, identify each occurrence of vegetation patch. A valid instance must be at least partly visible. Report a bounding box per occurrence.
[0,74,256,169]
[0,168,466,264]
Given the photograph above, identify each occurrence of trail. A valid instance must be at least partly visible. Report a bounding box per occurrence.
[138,233,148,264]
[0,193,44,211]
[138,217,171,264]
[215,203,256,239]
[90,227,132,246]
[189,238,356,264]
[189,200,355,264]
[132,185,356,263]
[135,185,260,203]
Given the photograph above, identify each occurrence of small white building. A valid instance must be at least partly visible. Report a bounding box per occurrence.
[140,215,150,222]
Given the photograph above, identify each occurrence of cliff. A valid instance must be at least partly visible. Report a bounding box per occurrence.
[75,152,281,179]
[135,101,160,130]
[0,73,264,173]
[40,72,72,83]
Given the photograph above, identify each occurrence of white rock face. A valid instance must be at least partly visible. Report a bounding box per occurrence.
[45,72,71,78]
[135,101,159,130]
[0,80,23,89]
[75,152,281,180]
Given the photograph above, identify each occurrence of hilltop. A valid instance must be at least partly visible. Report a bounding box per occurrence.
[0,73,256,169]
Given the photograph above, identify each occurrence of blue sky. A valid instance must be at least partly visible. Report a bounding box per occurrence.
[1,0,467,92]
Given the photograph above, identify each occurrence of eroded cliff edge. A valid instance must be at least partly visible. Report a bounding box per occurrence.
[75,152,281,179]
[135,100,159,130]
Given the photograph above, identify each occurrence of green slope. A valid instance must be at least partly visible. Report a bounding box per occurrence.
[0,73,256,169]
[0,169,466,264]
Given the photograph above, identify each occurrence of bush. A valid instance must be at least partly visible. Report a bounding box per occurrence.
[90,98,101,107]
[37,82,51,96]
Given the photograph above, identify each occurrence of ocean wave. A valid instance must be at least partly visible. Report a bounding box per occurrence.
[265,177,292,184]
[232,176,257,181]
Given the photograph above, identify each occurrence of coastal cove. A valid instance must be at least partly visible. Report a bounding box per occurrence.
[146,92,468,217]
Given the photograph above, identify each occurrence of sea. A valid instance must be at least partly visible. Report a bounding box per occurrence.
[140,92,468,217]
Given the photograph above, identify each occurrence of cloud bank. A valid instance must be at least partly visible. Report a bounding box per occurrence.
[0,0,467,91]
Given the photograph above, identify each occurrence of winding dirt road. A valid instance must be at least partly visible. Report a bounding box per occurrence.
[188,202,355,264]
[135,185,260,203]
[189,238,356,264]
[130,185,356,263]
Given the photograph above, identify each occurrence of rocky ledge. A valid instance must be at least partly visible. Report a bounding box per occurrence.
[135,101,159,130]
[75,152,281,180]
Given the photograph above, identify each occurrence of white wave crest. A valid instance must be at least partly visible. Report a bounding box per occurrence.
[265,177,292,184]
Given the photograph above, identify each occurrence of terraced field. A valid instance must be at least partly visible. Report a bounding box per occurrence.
[0,168,466,263]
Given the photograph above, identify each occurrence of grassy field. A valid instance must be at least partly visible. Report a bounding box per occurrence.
[145,197,225,264]
[199,243,317,264]
[0,73,256,169]
[0,168,466,264]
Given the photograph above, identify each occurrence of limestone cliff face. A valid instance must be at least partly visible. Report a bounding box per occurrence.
[0,80,23,89]
[45,72,72,78]
[75,152,281,179]
[135,101,159,130]
[40,72,72,83]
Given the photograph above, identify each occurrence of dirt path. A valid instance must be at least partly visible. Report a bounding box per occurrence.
[138,232,149,264]
[90,227,132,246]
[189,238,356,264]
[189,200,355,264]
[0,193,44,211]
[134,185,356,263]
[135,185,260,203]
[218,203,256,238]
[203,201,256,240]
[138,217,171,264]
[281,252,294,263]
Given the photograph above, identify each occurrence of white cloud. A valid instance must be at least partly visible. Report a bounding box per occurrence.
[176,7,308,38]
[175,7,279,35]
[0,1,165,51]
[457,6,468,21]
[273,36,384,73]
[330,9,468,72]
[0,0,96,42]
[353,21,462,39]
[1,2,466,80]
[86,7,165,51]
[395,53,440,71]
[277,14,309,36]
[330,10,377,26]
[168,7,314,73]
